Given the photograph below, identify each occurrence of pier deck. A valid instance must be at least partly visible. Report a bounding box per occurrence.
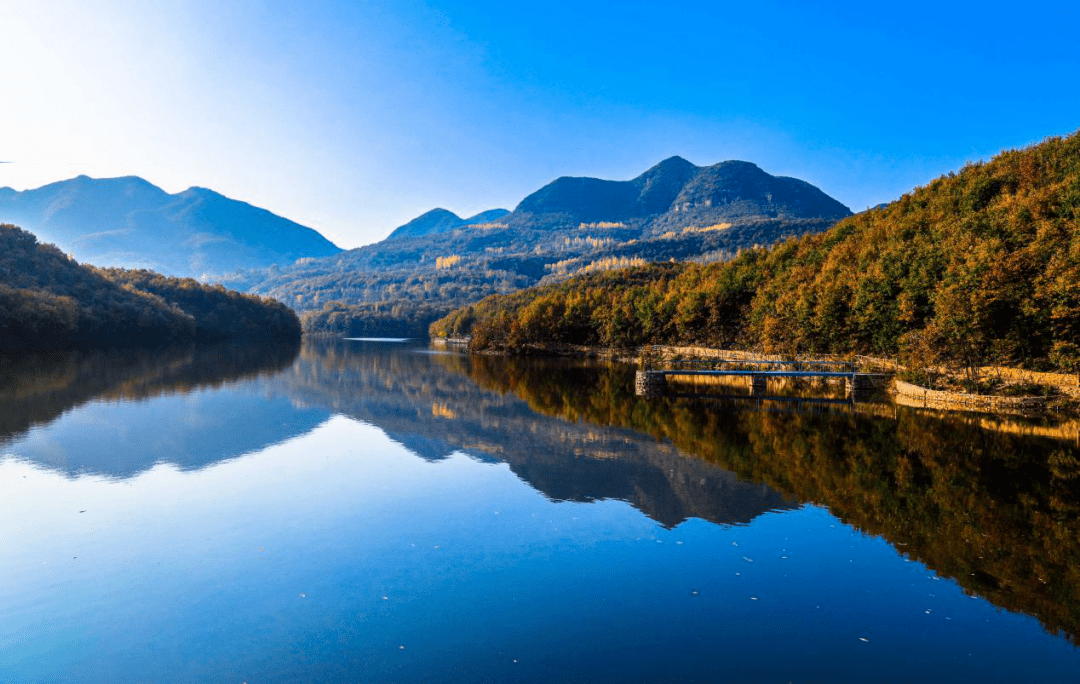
[635,366,891,399]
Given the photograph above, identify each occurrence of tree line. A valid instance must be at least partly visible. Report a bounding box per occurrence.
[301,300,453,339]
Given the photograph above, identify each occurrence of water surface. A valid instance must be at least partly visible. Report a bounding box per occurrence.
[1,339,1077,682]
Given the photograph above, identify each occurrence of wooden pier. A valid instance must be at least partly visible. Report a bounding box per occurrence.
[635,361,890,400]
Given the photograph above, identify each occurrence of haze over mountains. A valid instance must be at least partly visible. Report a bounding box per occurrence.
[0,175,342,278]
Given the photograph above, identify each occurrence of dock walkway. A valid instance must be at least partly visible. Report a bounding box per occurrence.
[635,358,891,399]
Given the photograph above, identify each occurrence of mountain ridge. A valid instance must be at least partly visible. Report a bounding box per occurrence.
[2,156,853,341]
[0,176,343,278]
[259,156,851,337]
[513,156,851,228]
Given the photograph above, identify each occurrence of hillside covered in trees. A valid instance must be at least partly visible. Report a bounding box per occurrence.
[0,224,300,352]
[432,132,1080,376]
[249,157,850,337]
[101,268,302,342]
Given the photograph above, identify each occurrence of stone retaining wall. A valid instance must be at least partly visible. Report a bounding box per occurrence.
[647,345,897,372]
[893,379,1049,412]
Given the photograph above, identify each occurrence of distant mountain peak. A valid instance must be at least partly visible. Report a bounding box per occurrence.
[462,208,510,225]
[633,156,701,215]
[387,207,510,241]
[42,175,170,204]
[419,207,461,220]
[386,209,463,241]
[71,173,158,187]
[646,155,697,172]
[0,175,341,277]
[176,186,229,202]
[514,155,850,225]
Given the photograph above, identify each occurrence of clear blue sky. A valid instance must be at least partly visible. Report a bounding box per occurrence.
[2,0,1077,247]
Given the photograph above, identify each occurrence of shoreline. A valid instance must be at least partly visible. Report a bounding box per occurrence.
[431,337,1080,416]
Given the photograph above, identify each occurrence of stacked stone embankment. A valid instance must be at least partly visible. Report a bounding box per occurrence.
[893,379,1050,412]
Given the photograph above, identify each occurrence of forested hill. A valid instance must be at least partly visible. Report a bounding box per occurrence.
[245,157,850,338]
[432,132,1080,375]
[0,175,342,278]
[0,224,301,352]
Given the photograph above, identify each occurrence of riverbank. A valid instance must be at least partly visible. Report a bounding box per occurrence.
[431,337,1080,415]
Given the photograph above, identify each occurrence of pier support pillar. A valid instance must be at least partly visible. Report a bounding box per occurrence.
[635,370,668,398]
[751,375,768,396]
[846,374,874,401]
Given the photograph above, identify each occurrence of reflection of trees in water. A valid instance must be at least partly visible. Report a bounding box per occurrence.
[0,339,301,447]
[462,353,1080,645]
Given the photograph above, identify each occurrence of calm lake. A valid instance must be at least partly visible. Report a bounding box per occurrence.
[1,338,1078,683]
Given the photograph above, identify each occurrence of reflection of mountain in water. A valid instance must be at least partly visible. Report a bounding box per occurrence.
[0,341,332,478]
[275,339,796,528]
[1,338,793,529]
